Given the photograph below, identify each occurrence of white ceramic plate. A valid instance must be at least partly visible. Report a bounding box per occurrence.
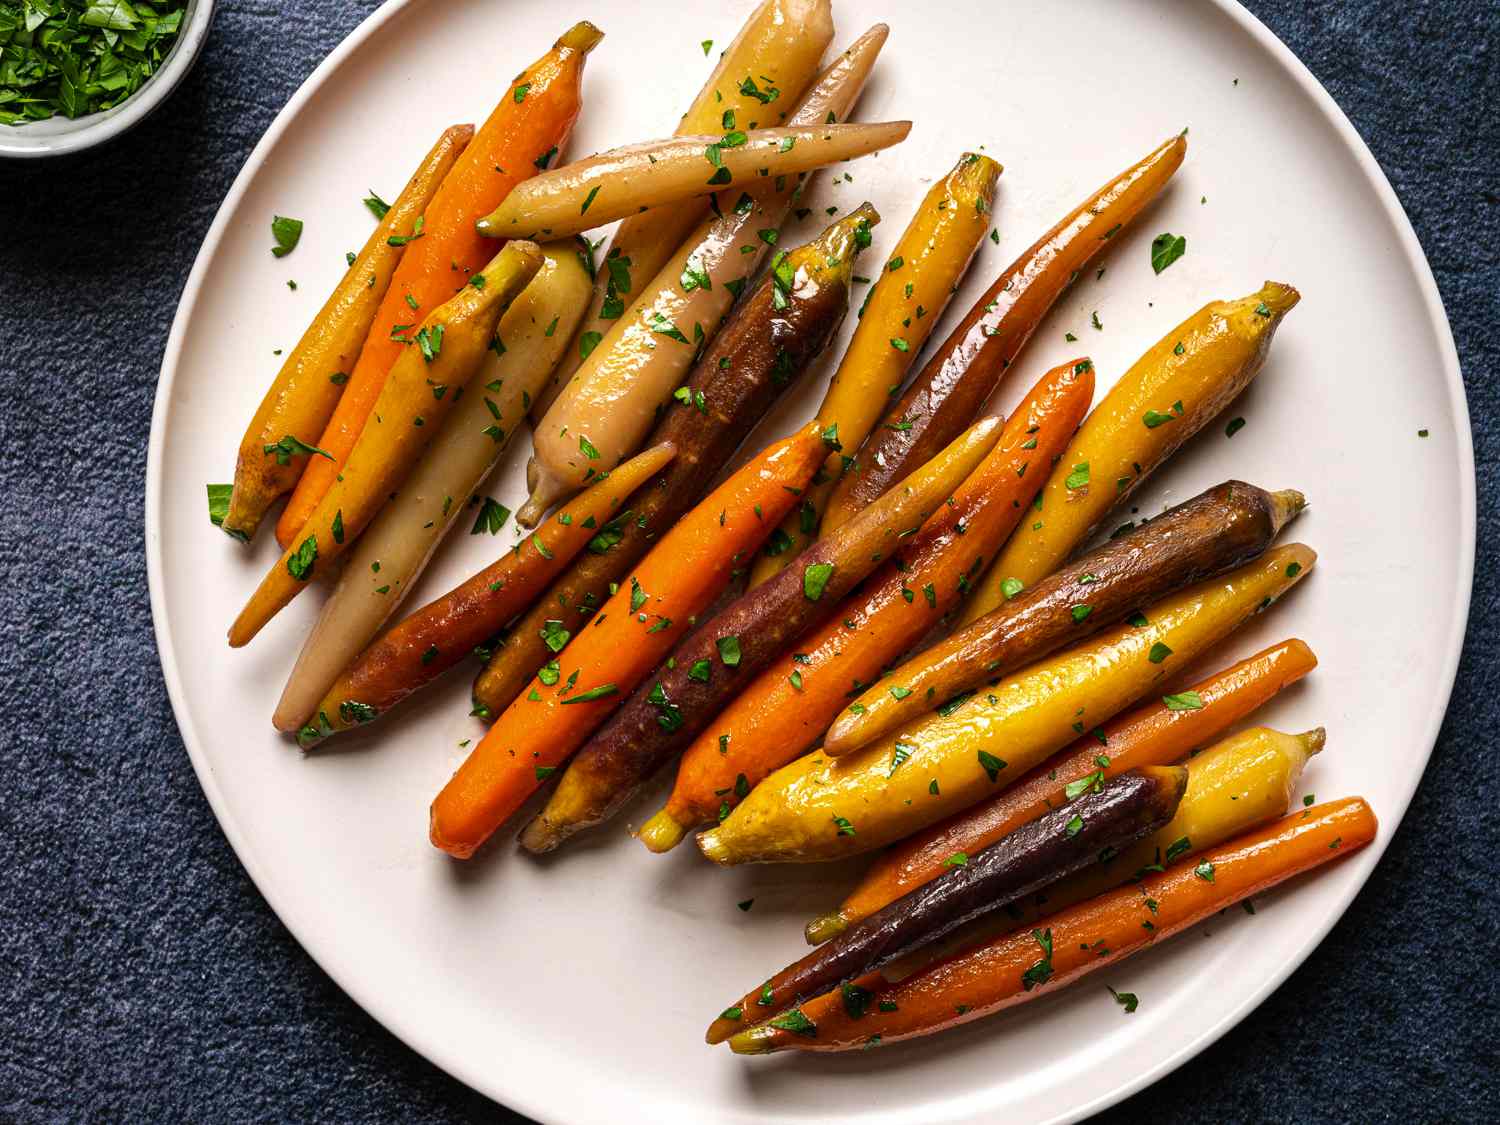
[147,1,1472,1122]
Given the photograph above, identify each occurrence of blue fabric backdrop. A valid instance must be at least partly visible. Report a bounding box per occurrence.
[1,1,1495,1120]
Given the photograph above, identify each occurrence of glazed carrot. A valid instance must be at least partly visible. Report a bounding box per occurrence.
[228,243,544,648]
[222,124,473,542]
[963,280,1301,624]
[479,123,910,241]
[637,359,1095,852]
[539,0,835,420]
[728,798,1376,1053]
[429,422,831,859]
[697,544,1316,865]
[875,724,1324,981]
[823,133,1187,534]
[519,416,1003,854]
[749,152,1003,586]
[272,242,594,731]
[825,481,1307,757]
[704,767,1185,1044]
[294,443,675,742]
[275,21,601,548]
[807,638,1318,942]
[472,197,874,721]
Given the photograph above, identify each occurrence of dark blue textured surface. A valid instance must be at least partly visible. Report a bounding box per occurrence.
[1,2,1496,1121]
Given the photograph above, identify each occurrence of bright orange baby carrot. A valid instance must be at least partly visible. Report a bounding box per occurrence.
[805,637,1318,942]
[429,422,831,858]
[276,21,602,547]
[636,358,1095,852]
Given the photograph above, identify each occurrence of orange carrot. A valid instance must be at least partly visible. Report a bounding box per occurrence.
[637,359,1095,851]
[275,21,602,548]
[429,422,831,858]
[296,442,676,742]
[805,638,1318,942]
[728,797,1376,1053]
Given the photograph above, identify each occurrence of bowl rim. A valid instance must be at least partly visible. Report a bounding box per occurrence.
[0,0,217,160]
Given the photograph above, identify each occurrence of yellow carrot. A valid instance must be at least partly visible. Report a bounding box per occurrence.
[748,151,1002,586]
[963,281,1300,624]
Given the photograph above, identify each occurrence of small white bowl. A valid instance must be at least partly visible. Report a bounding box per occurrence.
[0,0,216,160]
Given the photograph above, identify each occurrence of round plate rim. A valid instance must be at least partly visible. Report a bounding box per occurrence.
[144,2,1475,1122]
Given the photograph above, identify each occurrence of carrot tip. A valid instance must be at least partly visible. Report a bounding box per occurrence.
[803,911,847,945]
[728,1026,776,1055]
[517,814,561,855]
[429,809,476,860]
[1298,727,1327,756]
[694,827,735,865]
[1269,488,1307,533]
[1257,280,1301,315]
[638,808,689,854]
[558,20,605,54]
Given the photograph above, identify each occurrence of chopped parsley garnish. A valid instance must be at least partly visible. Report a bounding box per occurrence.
[803,562,835,601]
[470,497,510,535]
[287,535,317,581]
[1162,691,1205,711]
[558,683,619,705]
[1150,232,1187,273]
[1108,986,1139,1013]
[539,619,571,654]
[1021,928,1054,991]
[338,699,377,724]
[263,434,333,466]
[841,982,873,1019]
[363,191,390,220]
[717,635,741,666]
[977,749,1005,782]
[206,484,244,541]
[269,215,302,258]
[769,1008,816,1036]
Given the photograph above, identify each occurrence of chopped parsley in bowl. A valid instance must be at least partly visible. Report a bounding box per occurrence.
[0,0,213,157]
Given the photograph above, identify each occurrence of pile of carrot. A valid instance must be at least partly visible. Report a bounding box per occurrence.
[212,5,1368,1064]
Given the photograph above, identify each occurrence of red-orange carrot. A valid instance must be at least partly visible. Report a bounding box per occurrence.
[296,442,676,742]
[728,797,1376,1053]
[276,21,602,548]
[637,358,1096,852]
[429,422,831,858]
[805,638,1319,942]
